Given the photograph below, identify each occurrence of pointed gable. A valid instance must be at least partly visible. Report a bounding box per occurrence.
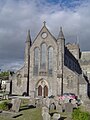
[32,22,57,47]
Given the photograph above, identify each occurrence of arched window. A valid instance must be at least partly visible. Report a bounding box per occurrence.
[33,47,39,75]
[17,74,22,87]
[48,47,53,75]
[41,43,46,70]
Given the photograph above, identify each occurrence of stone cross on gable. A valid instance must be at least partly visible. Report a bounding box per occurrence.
[43,21,46,26]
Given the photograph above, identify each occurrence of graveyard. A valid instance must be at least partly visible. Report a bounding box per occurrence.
[0,95,90,120]
[0,98,42,120]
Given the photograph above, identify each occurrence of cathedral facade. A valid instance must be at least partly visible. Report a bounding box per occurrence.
[10,23,87,98]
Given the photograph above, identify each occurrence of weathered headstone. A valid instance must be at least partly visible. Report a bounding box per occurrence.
[53,113,60,120]
[56,105,62,113]
[42,106,50,120]
[45,98,50,108]
[71,99,77,108]
[11,98,21,112]
[50,98,55,104]
[55,101,59,109]
[28,98,36,107]
[42,106,49,115]
[71,99,76,104]
[65,103,73,113]
[49,103,56,111]
[54,96,59,102]
[43,98,46,106]
[36,98,43,108]
[58,99,64,105]
[64,98,69,103]
[42,112,50,120]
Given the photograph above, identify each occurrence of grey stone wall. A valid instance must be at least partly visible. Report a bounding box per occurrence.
[11,67,27,95]
[10,24,88,99]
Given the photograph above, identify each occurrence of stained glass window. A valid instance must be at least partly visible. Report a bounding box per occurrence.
[41,43,46,70]
[33,47,39,75]
[17,74,22,86]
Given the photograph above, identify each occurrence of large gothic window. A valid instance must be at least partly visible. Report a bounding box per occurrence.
[48,47,53,75]
[41,43,46,70]
[34,47,39,75]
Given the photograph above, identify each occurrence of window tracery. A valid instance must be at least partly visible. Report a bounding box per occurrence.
[48,47,53,76]
[17,74,22,86]
[33,47,39,75]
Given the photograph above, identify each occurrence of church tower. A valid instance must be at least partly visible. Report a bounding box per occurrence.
[57,27,65,95]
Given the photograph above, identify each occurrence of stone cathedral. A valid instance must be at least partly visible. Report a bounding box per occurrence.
[10,22,87,98]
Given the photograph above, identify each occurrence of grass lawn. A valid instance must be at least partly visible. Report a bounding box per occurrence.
[0,99,42,120]
[0,107,42,120]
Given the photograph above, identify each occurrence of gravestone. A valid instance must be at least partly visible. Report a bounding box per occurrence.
[42,112,50,120]
[71,99,77,108]
[56,105,62,113]
[64,98,69,103]
[53,113,60,120]
[50,98,55,104]
[49,103,56,111]
[43,98,46,106]
[42,106,50,120]
[54,96,59,102]
[45,98,50,108]
[36,98,43,108]
[65,103,73,113]
[59,99,64,105]
[28,98,36,107]
[42,106,49,115]
[55,101,59,109]
[11,98,21,112]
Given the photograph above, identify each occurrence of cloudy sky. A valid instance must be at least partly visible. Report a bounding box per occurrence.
[0,0,90,71]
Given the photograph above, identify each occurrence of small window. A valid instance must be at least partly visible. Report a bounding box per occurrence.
[17,74,22,87]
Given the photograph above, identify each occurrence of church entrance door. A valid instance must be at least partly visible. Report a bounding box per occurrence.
[37,80,49,97]
[38,85,42,96]
[44,85,48,98]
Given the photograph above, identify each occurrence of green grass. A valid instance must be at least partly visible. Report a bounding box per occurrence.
[0,107,42,120]
[72,108,90,120]
[0,99,42,120]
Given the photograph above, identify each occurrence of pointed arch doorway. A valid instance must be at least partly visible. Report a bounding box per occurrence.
[36,80,49,98]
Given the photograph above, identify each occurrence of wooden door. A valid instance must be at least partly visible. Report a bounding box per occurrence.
[38,85,42,96]
[44,85,48,98]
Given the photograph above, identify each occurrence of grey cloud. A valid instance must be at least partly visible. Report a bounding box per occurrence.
[0,0,90,70]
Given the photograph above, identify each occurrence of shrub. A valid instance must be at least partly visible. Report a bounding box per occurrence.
[0,102,8,110]
[72,108,90,120]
